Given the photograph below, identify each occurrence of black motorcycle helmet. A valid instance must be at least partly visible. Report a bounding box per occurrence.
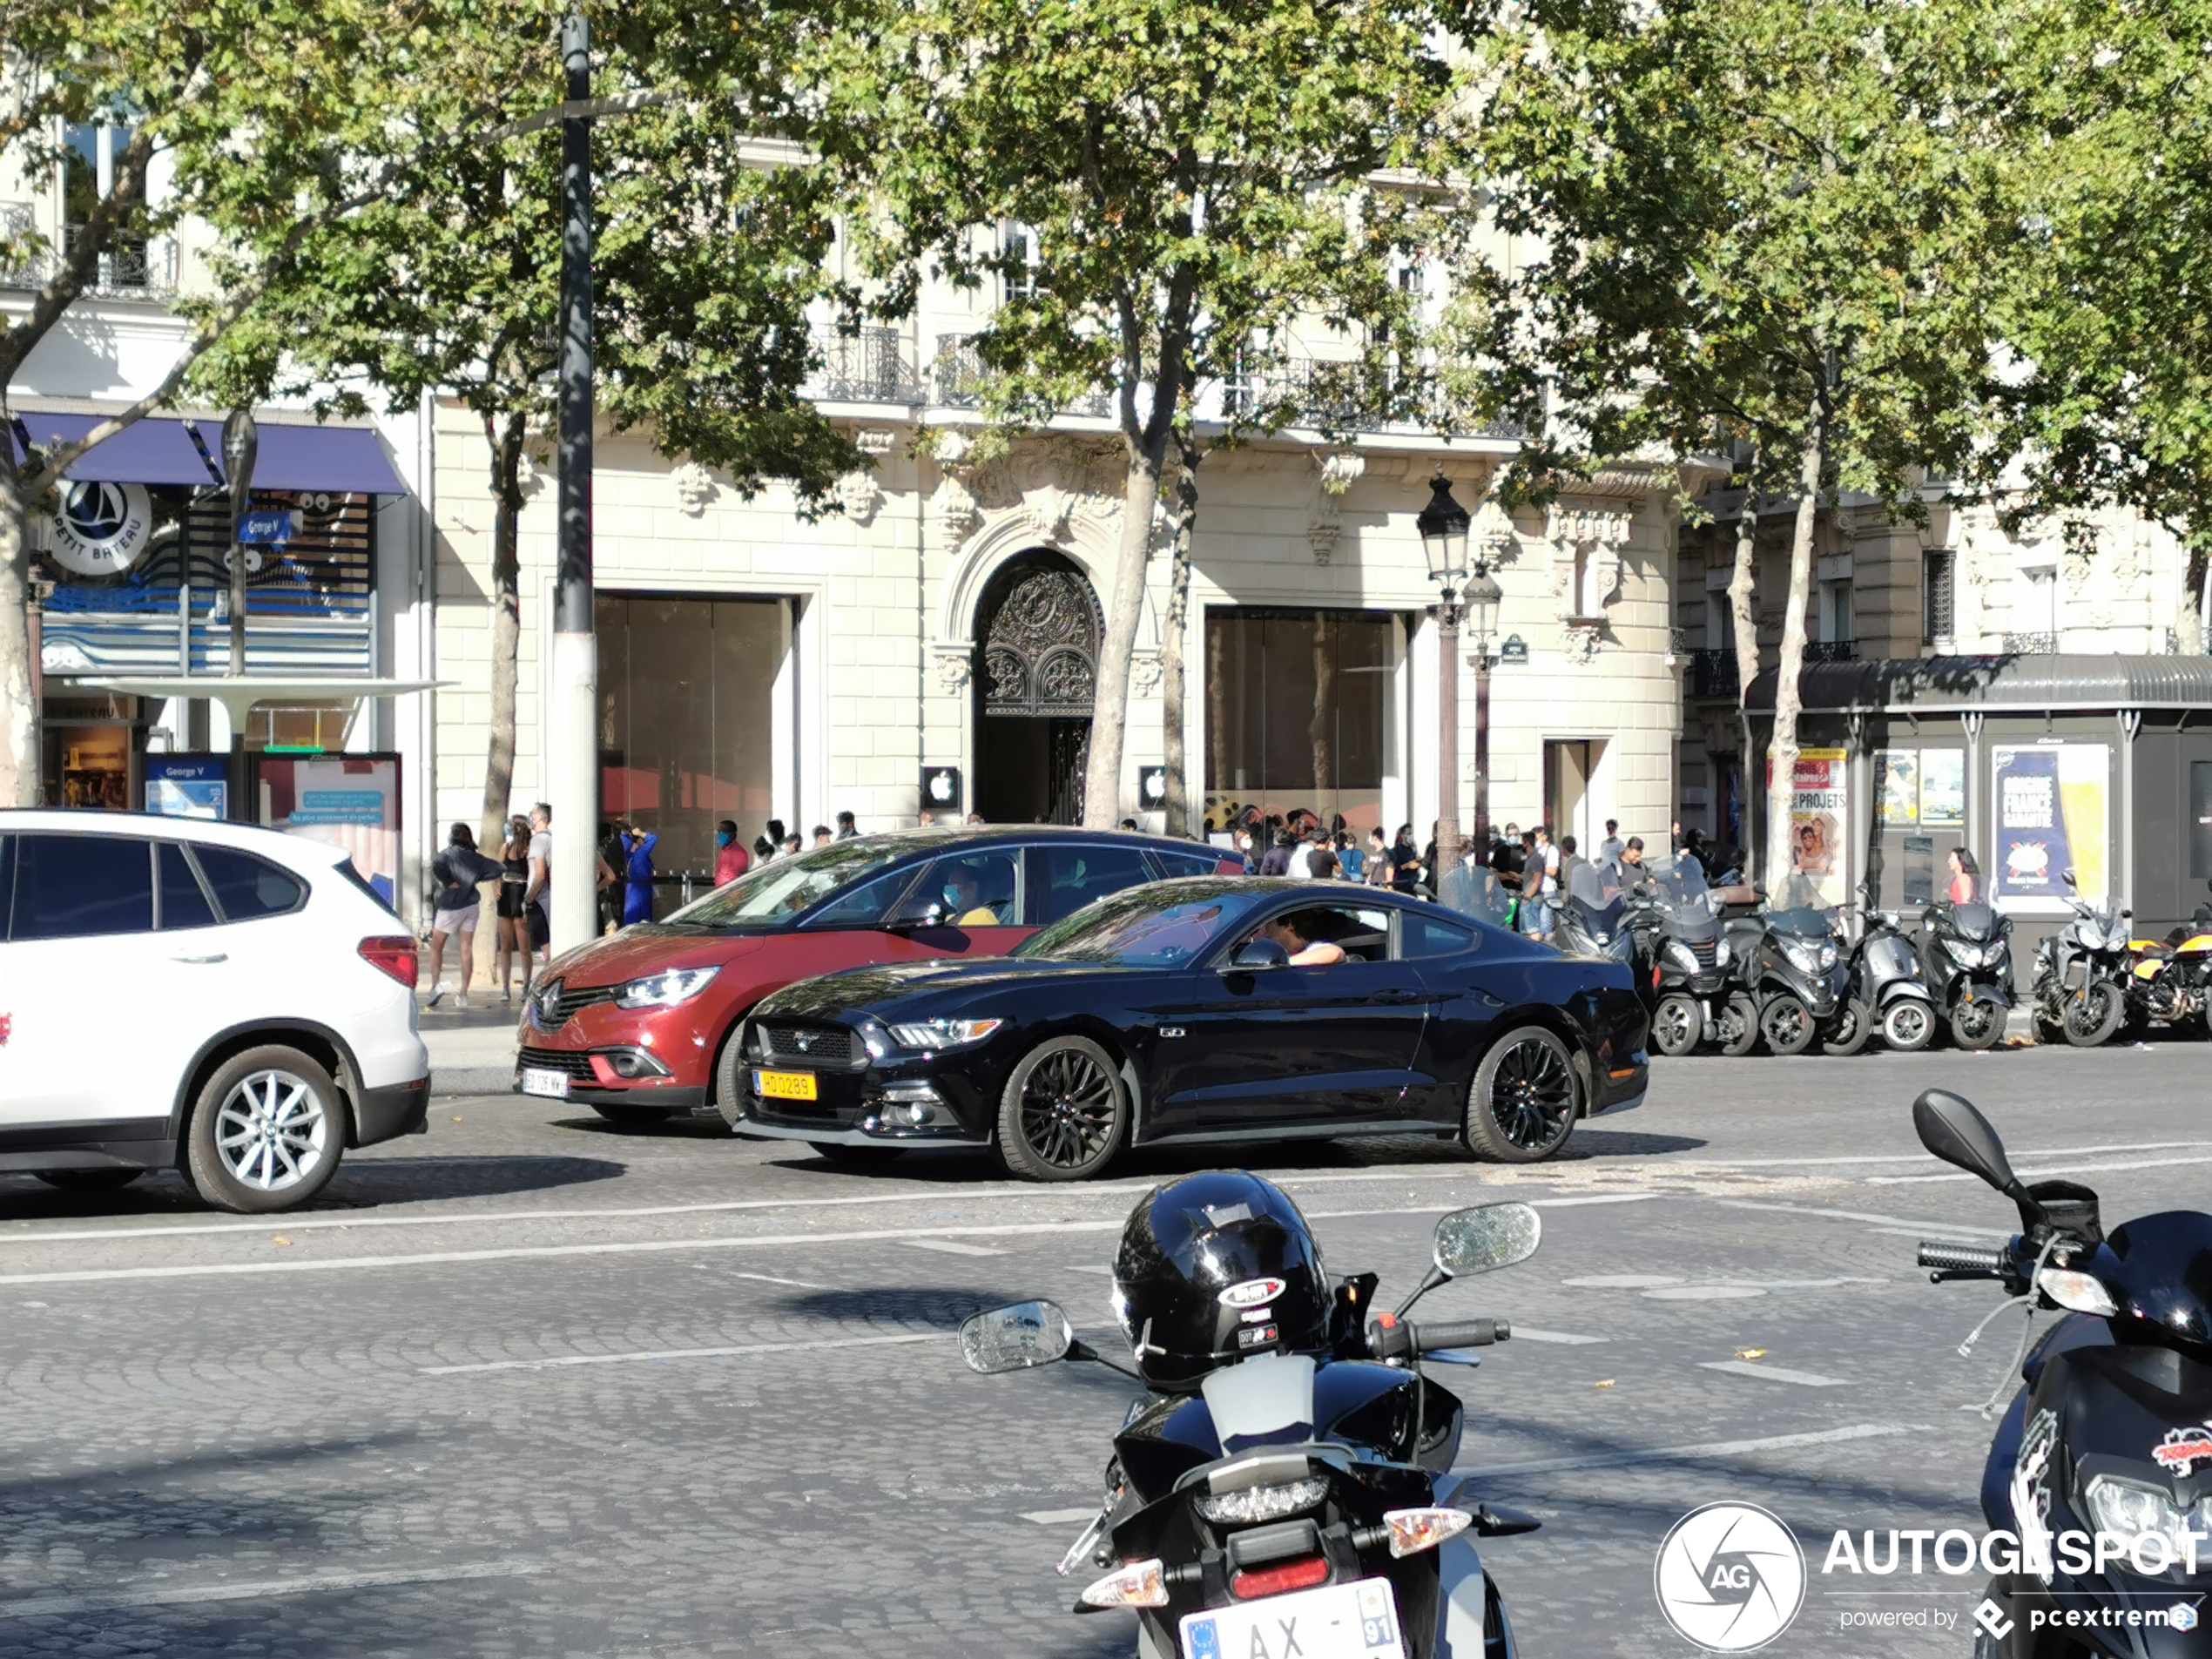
[1110,1171,1331,1392]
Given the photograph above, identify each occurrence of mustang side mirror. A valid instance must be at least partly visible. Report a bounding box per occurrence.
[1433,1202,1542,1278]
[1912,1089,2024,1200]
[959,1300,1073,1374]
[1231,938,1289,970]
[887,897,947,932]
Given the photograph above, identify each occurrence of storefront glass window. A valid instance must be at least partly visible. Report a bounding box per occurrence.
[597,595,784,909]
[1204,609,1392,836]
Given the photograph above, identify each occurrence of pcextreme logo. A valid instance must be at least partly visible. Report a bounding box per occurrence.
[1655,1502,1808,1652]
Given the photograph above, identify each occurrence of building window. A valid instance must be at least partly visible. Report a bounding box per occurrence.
[1204,609,1393,838]
[1818,578,1853,650]
[1923,550,1954,645]
[63,120,156,290]
[999,222,1040,303]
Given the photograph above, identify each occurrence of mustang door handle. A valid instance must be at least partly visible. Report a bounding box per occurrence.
[171,953,228,964]
[1374,988,1425,1004]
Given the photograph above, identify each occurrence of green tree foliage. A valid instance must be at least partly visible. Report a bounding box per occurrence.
[1459,0,1998,883]
[820,0,1447,825]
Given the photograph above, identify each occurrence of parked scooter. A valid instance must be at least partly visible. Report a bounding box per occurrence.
[1909,1088,2212,1657]
[1824,894,1938,1055]
[960,1174,1543,1659]
[1731,873,1850,1055]
[1551,860,1634,965]
[2124,876,2212,1038]
[1625,854,1742,1057]
[2031,870,2132,1048]
[1920,897,2017,1049]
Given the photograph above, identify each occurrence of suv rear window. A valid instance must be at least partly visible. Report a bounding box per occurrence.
[10,833,155,940]
[193,845,307,921]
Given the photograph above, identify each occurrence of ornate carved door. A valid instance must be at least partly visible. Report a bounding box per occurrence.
[973,554,1102,824]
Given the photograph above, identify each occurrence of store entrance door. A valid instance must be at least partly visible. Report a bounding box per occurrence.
[1544,738,1606,847]
[972,552,1100,825]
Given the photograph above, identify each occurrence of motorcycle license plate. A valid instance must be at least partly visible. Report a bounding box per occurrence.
[1180,1577,1406,1659]
[519,1067,570,1100]
[754,1069,818,1102]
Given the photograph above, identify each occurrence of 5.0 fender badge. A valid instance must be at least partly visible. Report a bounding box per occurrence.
[1218,1278,1285,1309]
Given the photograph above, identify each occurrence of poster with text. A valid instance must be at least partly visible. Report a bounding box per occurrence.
[1991,744,2107,910]
[1789,748,1851,907]
[1919,749,1965,828]
[1875,750,1919,826]
[256,755,401,907]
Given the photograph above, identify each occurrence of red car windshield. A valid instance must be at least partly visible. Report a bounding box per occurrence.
[665,840,907,927]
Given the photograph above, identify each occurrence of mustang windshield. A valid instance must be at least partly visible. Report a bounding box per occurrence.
[1019,886,1264,965]
[1437,863,1515,929]
[664,839,907,927]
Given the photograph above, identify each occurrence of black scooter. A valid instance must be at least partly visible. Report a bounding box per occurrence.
[1626,856,1738,1057]
[1912,1089,2212,1656]
[1923,900,2017,1050]
[1732,874,1849,1056]
[960,1204,1545,1659]
[2032,871,2132,1049]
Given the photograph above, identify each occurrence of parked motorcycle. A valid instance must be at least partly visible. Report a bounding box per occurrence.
[1625,855,1743,1057]
[1728,873,1850,1055]
[2125,876,2212,1039]
[959,1174,1544,1659]
[1551,860,1634,965]
[1920,898,2017,1050]
[2032,870,2132,1048]
[1909,1088,2212,1656]
[1825,896,1938,1055]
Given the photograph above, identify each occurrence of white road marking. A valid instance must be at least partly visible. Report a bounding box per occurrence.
[1022,1507,1103,1526]
[1506,1328,1608,1345]
[419,1330,944,1375]
[1678,1140,2212,1170]
[1527,1193,1662,1208]
[0,1560,544,1618]
[729,1271,827,1289]
[1700,1359,1848,1387]
[904,1238,1004,1257]
[1643,1285,1767,1301]
[1463,1421,1921,1478]
[1713,1199,2007,1237]
[1563,1274,1680,1289]
[1867,1155,2212,1185]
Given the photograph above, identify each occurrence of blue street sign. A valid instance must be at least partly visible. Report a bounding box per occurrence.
[238,509,295,544]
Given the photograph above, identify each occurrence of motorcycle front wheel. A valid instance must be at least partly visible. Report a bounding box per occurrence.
[1881,999,1936,1052]
[1820,998,1874,1056]
[1651,993,1702,1056]
[1950,999,2005,1050]
[1716,991,1761,1056]
[2062,982,2124,1047]
[1759,992,1817,1055]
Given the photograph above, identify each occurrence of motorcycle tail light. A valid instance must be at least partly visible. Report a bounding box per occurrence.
[1230,1557,1330,1600]
[1381,1507,1474,1558]
[1080,1558,1169,1608]
[1195,1478,1329,1525]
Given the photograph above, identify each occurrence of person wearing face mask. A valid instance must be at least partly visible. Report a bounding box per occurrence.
[941,865,1001,925]
[713,819,748,886]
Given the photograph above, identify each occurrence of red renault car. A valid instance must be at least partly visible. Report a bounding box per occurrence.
[514,826,1239,1132]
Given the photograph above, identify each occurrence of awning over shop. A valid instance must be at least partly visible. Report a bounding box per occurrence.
[57,675,445,730]
[1746,654,2212,715]
[9,411,407,495]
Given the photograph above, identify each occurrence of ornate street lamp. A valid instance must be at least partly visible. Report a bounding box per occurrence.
[1462,558,1504,846]
[1417,475,1473,877]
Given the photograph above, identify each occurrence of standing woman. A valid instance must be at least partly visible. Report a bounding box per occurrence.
[496,815,533,1002]
[1947,846,1981,905]
[621,820,659,926]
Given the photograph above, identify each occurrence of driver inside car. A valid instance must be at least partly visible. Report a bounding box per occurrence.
[1256,910,1346,967]
[941,865,1003,926]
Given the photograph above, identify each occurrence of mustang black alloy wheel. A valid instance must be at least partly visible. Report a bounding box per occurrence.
[995,1035,1128,1182]
[1464,1025,1580,1163]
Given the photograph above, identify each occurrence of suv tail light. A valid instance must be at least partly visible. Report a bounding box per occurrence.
[359,936,420,988]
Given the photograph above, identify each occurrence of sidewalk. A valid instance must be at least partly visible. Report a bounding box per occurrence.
[419,1000,521,1096]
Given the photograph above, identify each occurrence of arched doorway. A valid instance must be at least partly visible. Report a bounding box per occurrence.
[973,550,1101,824]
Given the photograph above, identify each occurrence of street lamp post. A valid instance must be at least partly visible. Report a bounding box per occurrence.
[1417,475,1472,880]
[220,408,258,820]
[1462,561,1503,847]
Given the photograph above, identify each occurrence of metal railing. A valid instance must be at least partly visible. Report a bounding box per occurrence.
[930,333,1114,416]
[0,201,42,291]
[61,221,176,295]
[1691,649,1737,698]
[2001,631,2059,655]
[808,326,926,404]
[1805,638,1858,663]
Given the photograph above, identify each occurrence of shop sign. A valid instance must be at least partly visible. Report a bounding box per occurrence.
[1992,742,2108,909]
[238,509,296,544]
[146,757,228,820]
[921,765,962,813]
[45,481,153,577]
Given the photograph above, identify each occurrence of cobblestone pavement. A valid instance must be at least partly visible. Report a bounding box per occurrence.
[0,1040,2204,1657]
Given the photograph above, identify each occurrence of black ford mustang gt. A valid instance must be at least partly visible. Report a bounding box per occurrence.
[725,877,1649,1180]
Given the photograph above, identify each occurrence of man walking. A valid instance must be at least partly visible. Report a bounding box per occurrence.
[523,802,554,974]
[1598,818,1625,866]
[1525,824,1561,941]
[835,810,859,840]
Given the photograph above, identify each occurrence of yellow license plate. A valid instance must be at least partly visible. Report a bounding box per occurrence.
[754,1069,819,1102]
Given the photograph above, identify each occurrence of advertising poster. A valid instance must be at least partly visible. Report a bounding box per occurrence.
[1875,750,1919,826]
[257,754,401,907]
[1789,748,1850,907]
[145,755,227,819]
[1919,749,1965,828]
[1991,743,2107,909]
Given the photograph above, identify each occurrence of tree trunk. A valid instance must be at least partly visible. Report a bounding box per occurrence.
[1159,440,1199,837]
[0,450,35,806]
[478,412,527,852]
[1763,402,1827,892]
[1082,442,1165,828]
[1729,477,1761,702]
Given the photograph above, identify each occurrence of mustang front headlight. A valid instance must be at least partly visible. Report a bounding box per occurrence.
[1193,1478,1330,1525]
[888,1018,1004,1050]
[615,966,720,1008]
[2082,1477,2211,1565]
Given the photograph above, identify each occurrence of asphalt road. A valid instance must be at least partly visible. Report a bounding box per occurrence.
[0,1042,2205,1658]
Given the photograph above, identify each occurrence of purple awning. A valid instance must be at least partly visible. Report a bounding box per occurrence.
[10,410,406,495]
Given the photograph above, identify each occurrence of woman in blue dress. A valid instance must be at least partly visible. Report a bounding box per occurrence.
[620,820,658,925]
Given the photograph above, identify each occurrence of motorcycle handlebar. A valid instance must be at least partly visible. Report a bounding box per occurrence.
[1917,1240,2007,1276]
[1366,1317,1510,1359]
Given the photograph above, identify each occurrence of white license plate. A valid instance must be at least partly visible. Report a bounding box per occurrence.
[520,1067,571,1100]
[1180,1577,1405,1659]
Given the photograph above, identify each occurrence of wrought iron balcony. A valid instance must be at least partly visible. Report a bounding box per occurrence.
[61,221,176,295]
[808,326,926,405]
[930,333,1113,416]
[0,201,43,291]
[1690,648,1737,698]
[2002,631,2060,655]
[1804,638,1858,663]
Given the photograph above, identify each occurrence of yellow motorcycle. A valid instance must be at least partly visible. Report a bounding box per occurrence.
[2125,880,2212,1036]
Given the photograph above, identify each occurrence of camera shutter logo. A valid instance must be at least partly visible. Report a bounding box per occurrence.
[46,481,154,577]
[1653,1502,1806,1651]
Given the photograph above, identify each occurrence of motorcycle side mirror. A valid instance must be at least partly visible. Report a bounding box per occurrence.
[1433,1202,1542,1278]
[958,1299,1073,1373]
[1230,938,1290,970]
[2063,869,2079,889]
[1912,1089,2025,1200]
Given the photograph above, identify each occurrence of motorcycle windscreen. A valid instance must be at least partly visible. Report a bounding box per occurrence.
[1768,872,1839,937]
[1566,863,1624,935]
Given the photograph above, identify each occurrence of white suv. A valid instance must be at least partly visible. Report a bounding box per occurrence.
[0,810,430,1212]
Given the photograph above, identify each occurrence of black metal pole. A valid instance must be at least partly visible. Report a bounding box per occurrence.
[221,408,258,820]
